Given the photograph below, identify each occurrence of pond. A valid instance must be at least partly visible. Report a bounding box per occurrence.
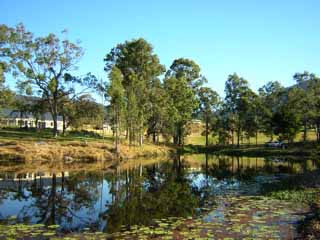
[0,154,318,239]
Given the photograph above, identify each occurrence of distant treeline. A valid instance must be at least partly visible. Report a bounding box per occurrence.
[0,23,319,148]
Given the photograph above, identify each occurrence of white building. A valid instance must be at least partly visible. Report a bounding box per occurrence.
[0,109,64,131]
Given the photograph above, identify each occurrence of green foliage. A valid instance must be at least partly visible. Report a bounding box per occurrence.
[67,95,104,129]
[269,189,319,203]
[165,58,206,90]
[107,66,125,151]
[258,81,285,139]
[198,87,220,146]
[164,76,198,145]
[104,38,165,145]
[224,73,257,147]
[0,23,98,137]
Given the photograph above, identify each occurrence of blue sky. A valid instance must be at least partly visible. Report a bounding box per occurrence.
[2,0,320,96]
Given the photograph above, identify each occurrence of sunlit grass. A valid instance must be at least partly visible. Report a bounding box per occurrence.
[185,130,318,146]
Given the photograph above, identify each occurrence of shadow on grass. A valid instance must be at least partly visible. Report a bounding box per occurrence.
[181,141,319,157]
[0,127,113,143]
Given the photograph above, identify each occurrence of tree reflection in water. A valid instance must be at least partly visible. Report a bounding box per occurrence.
[0,154,317,233]
[102,155,199,233]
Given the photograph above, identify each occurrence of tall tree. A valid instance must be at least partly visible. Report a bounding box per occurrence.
[293,71,318,141]
[258,81,284,140]
[0,23,98,137]
[165,58,206,90]
[147,78,170,143]
[61,95,104,132]
[0,56,13,112]
[198,87,220,147]
[308,78,320,142]
[104,38,165,146]
[272,87,302,143]
[163,58,205,145]
[0,82,13,114]
[164,76,198,145]
[242,91,262,145]
[224,73,252,148]
[107,66,125,154]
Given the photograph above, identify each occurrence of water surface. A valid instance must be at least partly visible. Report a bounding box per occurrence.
[0,154,317,238]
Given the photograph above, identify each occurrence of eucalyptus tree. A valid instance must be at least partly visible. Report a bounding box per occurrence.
[163,58,205,145]
[214,104,233,145]
[104,38,165,146]
[198,87,220,147]
[293,71,319,141]
[0,64,13,112]
[0,23,98,137]
[165,58,206,91]
[308,78,320,142]
[107,66,125,153]
[224,73,252,148]
[147,78,170,143]
[272,87,302,143]
[0,81,13,112]
[163,76,198,145]
[258,81,284,140]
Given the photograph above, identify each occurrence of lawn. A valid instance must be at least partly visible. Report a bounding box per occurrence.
[185,130,318,146]
[0,127,113,143]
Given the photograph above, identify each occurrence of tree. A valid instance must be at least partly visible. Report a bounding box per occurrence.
[147,78,170,143]
[272,87,302,143]
[214,104,233,145]
[242,91,262,145]
[104,38,165,146]
[258,81,284,140]
[198,87,219,147]
[163,76,198,145]
[224,73,252,148]
[293,71,319,141]
[30,98,48,129]
[107,66,125,154]
[165,58,206,90]
[0,23,98,137]
[308,78,320,142]
[62,95,104,132]
[163,58,205,145]
[0,69,14,112]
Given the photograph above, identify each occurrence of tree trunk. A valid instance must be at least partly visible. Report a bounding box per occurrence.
[178,125,183,146]
[152,131,156,143]
[205,116,209,147]
[62,115,67,136]
[303,120,307,142]
[139,126,143,147]
[237,127,240,148]
[115,109,120,154]
[256,130,258,146]
[19,111,23,128]
[231,129,234,146]
[316,123,320,142]
[51,100,59,138]
[52,113,58,138]
[35,118,39,131]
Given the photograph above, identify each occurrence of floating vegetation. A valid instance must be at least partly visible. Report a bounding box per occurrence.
[0,195,309,239]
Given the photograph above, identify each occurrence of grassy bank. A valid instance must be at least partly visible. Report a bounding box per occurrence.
[182,141,320,157]
[261,171,320,239]
[0,128,172,163]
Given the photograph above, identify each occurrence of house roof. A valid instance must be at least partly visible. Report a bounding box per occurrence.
[0,108,63,121]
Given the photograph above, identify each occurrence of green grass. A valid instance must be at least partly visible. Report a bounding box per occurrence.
[261,170,320,202]
[0,127,113,143]
[185,130,319,147]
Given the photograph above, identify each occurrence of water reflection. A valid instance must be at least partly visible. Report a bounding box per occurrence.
[0,154,317,233]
